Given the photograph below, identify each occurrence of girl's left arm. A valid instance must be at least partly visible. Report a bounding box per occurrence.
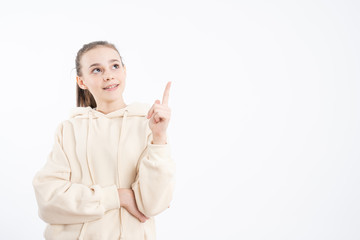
[131,132,176,218]
[132,81,175,217]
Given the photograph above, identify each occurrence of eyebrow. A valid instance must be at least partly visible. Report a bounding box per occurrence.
[88,59,120,69]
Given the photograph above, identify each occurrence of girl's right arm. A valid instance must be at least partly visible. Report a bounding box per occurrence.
[32,122,121,225]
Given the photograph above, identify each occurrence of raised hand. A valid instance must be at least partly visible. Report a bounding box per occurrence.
[147,81,172,144]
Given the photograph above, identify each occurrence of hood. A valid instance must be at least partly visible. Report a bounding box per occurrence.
[70,101,151,240]
[69,101,151,119]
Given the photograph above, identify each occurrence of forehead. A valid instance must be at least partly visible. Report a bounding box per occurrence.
[81,46,120,66]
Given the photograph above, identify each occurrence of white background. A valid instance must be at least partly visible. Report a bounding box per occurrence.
[0,0,359,239]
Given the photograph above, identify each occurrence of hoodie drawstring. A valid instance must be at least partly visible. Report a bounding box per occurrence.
[78,109,129,240]
[78,110,95,240]
[118,109,128,240]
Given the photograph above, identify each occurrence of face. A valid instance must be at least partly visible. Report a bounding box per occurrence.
[76,46,126,106]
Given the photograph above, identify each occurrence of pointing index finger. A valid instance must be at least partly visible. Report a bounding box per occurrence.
[162,81,171,106]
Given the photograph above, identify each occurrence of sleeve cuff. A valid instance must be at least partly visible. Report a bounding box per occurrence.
[101,184,120,212]
[148,143,171,159]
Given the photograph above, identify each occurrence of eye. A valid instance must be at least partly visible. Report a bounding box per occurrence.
[92,68,101,73]
[113,64,120,69]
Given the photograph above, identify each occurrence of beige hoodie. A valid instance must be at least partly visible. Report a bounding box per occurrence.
[32,101,176,240]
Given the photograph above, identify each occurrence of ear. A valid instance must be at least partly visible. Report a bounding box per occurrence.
[76,76,87,90]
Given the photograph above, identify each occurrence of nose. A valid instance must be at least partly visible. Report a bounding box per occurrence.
[103,70,114,81]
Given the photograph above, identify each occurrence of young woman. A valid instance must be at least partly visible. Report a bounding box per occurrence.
[32,41,176,240]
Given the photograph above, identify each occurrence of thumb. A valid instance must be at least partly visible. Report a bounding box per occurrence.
[148,100,161,119]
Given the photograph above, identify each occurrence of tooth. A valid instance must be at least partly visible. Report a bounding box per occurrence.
[105,84,117,89]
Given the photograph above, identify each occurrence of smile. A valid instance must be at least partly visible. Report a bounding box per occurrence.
[103,84,119,91]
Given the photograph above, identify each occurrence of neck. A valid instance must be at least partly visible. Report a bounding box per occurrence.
[95,99,127,114]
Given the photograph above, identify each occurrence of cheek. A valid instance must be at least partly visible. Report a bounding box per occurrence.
[86,78,101,90]
[118,70,126,78]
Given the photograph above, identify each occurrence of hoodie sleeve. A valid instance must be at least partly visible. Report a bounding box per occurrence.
[131,126,176,217]
[32,122,120,225]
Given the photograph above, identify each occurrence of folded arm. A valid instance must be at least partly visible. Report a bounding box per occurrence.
[32,122,120,225]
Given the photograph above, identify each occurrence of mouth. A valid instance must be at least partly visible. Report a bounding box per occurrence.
[103,84,119,91]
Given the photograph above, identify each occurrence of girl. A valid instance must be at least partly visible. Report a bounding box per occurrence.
[32,41,176,240]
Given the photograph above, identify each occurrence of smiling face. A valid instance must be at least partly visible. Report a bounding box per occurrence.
[76,46,126,107]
